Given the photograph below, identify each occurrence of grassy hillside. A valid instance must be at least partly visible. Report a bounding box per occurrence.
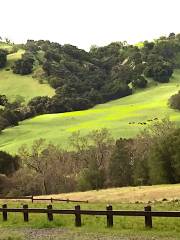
[0,42,13,51]
[0,70,180,153]
[0,49,54,102]
[37,184,180,203]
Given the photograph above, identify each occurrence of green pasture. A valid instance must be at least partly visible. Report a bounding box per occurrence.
[134,41,144,48]
[0,201,180,240]
[0,50,54,102]
[1,70,180,153]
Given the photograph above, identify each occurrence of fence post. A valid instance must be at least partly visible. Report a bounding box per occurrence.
[51,197,53,203]
[47,205,53,221]
[31,195,34,203]
[23,204,29,222]
[2,204,7,221]
[144,205,152,228]
[75,205,81,227]
[106,205,113,228]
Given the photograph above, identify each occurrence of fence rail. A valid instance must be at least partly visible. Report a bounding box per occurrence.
[0,204,180,228]
[0,196,88,203]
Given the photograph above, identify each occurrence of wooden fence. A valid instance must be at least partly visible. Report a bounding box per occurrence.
[0,196,88,203]
[0,204,180,228]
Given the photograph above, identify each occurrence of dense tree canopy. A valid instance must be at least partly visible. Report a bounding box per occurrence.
[10,34,180,113]
[1,34,180,133]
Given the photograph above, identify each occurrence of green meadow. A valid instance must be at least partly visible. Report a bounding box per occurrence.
[1,69,180,153]
[0,50,54,102]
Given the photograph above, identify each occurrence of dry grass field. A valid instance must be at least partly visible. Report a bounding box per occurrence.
[37,184,180,203]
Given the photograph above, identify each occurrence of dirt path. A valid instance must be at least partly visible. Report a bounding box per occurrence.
[1,228,125,240]
[0,228,177,240]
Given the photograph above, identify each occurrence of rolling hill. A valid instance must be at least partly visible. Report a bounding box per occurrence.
[0,48,54,102]
[0,69,180,154]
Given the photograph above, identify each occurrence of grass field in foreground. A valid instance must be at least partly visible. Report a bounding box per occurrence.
[1,70,180,153]
[1,184,180,239]
[0,50,54,102]
[0,200,180,240]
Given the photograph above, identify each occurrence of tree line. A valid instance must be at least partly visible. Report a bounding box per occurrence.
[0,119,180,196]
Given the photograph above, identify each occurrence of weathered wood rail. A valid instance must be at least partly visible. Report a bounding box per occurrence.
[0,196,88,203]
[1,204,180,228]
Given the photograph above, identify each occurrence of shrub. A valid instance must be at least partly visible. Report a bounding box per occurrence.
[169,91,180,110]
[132,76,148,88]
[12,52,35,75]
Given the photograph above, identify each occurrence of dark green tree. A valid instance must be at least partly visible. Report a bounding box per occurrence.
[28,96,51,115]
[0,49,7,68]
[148,129,180,184]
[12,52,35,75]
[132,76,147,88]
[0,95,8,106]
[78,160,106,191]
[0,151,20,175]
[109,139,133,187]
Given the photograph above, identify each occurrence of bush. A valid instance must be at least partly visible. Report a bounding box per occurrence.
[132,76,148,88]
[12,52,35,75]
[169,91,180,110]
[144,61,173,83]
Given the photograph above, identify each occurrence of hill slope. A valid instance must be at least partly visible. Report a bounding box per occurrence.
[1,70,180,153]
[0,50,54,102]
